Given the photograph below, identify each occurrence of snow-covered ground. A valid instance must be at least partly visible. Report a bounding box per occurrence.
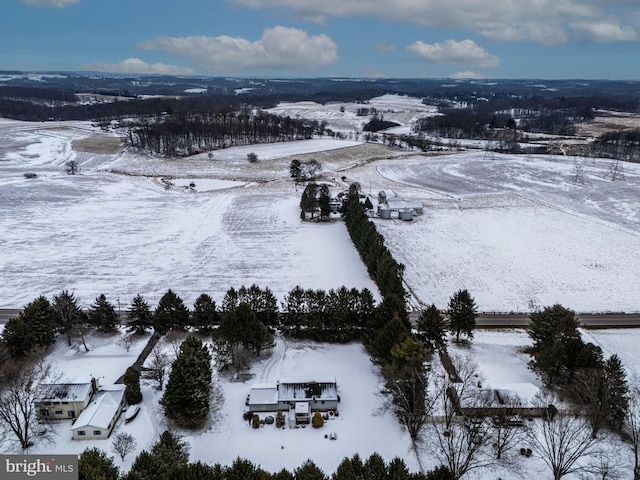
[3,94,640,477]
[27,332,418,476]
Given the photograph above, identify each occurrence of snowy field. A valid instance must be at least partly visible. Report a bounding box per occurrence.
[0,120,378,308]
[370,153,640,313]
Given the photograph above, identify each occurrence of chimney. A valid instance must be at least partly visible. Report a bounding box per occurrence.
[90,377,99,394]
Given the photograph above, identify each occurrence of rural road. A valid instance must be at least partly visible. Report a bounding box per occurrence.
[1,309,640,328]
[408,312,640,328]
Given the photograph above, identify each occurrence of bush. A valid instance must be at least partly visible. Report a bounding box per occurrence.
[311,412,324,428]
[23,172,37,179]
[275,411,285,428]
[252,414,260,429]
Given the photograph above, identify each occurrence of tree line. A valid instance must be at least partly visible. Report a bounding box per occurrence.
[77,429,455,480]
[127,110,325,157]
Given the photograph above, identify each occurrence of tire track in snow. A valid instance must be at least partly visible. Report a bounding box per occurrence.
[259,332,286,383]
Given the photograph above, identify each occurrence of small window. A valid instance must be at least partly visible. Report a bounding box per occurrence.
[62,401,68,405]
[93,430,102,436]
[40,410,49,417]
[67,411,75,418]
[77,431,86,436]
[55,410,63,415]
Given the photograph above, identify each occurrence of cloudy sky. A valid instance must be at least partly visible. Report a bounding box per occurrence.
[3,0,640,79]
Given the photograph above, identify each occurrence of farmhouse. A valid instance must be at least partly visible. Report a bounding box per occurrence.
[36,379,97,420]
[246,376,339,419]
[71,386,126,440]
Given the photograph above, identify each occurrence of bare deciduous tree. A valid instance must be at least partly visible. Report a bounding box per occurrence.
[0,354,60,449]
[427,355,495,479]
[625,376,640,480]
[144,345,170,390]
[528,393,600,480]
[116,334,135,353]
[111,432,137,461]
[489,393,529,461]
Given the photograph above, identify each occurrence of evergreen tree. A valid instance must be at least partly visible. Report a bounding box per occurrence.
[424,466,455,480]
[2,296,55,358]
[290,159,301,179]
[603,354,629,431]
[151,430,190,467]
[363,453,387,480]
[191,293,219,333]
[447,289,477,342]
[124,367,143,405]
[528,304,581,353]
[528,304,583,387]
[294,460,327,480]
[218,302,272,359]
[87,294,119,333]
[300,183,319,219]
[78,447,119,480]
[318,184,331,220]
[366,315,409,364]
[384,338,428,439]
[154,289,190,334]
[161,336,212,428]
[127,451,165,480]
[127,294,153,335]
[51,289,87,346]
[387,458,411,480]
[415,304,448,351]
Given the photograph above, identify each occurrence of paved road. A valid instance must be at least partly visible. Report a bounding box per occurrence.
[0,309,21,324]
[408,312,640,328]
[2,309,640,328]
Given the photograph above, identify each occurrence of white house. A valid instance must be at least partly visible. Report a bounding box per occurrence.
[71,386,126,440]
[247,376,339,420]
[36,380,97,420]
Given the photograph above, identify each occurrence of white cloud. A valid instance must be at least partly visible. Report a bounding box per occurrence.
[450,71,485,80]
[228,0,640,45]
[570,22,638,42]
[79,58,195,76]
[407,39,500,69]
[375,42,397,52]
[137,26,338,73]
[20,0,79,7]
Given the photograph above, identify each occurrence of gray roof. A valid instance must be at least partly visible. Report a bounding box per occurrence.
[37,383,92,403]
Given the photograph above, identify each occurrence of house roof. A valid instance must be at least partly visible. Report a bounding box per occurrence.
[37,383,92,403]
[279,376,336,385]
[71,387,125,431]
[248,384,278,406]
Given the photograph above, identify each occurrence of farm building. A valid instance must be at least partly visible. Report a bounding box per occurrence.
[246,376,339,418]
[35,378,98,420]
[376,190,423,220]
[71,385,126,440]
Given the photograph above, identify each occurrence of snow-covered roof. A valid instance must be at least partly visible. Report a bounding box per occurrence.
[37,383,92,403]
[248,384,278,406]
[295,402,310,414]
[491,383,540,406]
[278,376,336,385]
[71,387,125,431]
